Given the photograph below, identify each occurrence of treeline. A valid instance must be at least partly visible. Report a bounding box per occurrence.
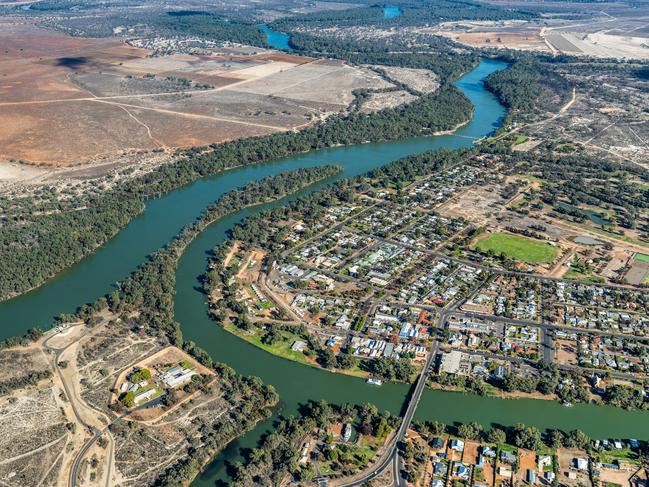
[0,79,473,301]
[272,0,535,31]
[0,369,52,395]
[412,418,592,453]
[287,31,477,83]
[152,11,266,47]
[484,60,542,112]
[0,327,44,351]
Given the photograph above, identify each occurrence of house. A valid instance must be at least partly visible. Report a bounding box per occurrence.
[482,446,496,458]
[432,479,444,487]
[160,365,197,389]
[498,467,512,478]
[492,365,507,380]
[291,340,307,352]
[450,439,465,451]
[544,472,555,482]
[342,423,352,442]
[298,442,310,465]
[538,455,552,470]
[526,469,537,485]
[574,458,588,471]
[434,462,447,475]
[501,451,517,465]
[134,388,157,404]
[431,437,445,450]
[455,463,470,479]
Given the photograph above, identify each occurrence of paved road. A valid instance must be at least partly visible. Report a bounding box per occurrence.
[339,311,449,487]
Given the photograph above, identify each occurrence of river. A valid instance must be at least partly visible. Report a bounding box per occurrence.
[1,57,648,485]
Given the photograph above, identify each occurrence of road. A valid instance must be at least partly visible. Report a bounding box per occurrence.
[339,310,450,487]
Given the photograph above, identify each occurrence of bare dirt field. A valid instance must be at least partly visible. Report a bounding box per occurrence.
[360,90,417,113]
[379,66,439,94]
[0,386,70,487]
[0,21,392,167]
[436,20,550,52]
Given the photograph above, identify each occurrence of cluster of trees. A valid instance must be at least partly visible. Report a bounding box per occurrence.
[0,327,43,351]
[433,364,590,405]
[413,418,591,451]
[603,384,649,410]
[484,61,542,113]
[318,346,358,370]
[0,369,52,396]
[229,400,399,486]
[272,0,535,31]
[365,356,416,381]
[507,150,649,235]
[152,11,266,46]
[287,31,477,83]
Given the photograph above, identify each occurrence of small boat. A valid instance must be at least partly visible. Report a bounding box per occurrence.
[562,402,573,407]
[366,378,383,386]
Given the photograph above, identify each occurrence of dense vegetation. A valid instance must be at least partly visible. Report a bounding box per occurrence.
[288,31,478,82]
[272,0,536,31]
[229,400,400,485]
[0,369,52,395]
[503,149,649,240]
[0,83,473,301]
[412,418,592,453]
[484,61,542,112]
[151,11,266,46]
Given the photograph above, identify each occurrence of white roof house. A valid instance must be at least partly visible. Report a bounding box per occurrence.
[134,388,157,404]
[160,366,197,389]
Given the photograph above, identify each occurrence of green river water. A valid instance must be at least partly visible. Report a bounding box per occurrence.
[1,58,648,485]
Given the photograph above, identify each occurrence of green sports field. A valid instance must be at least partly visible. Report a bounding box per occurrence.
[474,232,558,263]
[634,252,649,263]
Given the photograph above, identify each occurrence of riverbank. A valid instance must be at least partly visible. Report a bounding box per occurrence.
[219,321,371,379]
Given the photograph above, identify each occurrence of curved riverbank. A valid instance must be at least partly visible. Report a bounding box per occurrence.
[4,59,648,487]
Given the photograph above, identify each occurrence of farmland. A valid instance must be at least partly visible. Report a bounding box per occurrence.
[0,20,391,169]
[473,232,558,264]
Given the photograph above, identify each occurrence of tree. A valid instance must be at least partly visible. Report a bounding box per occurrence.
[261,326,282,345]
[458,422,483,440]
[427,420,446,436]
[318,348,337,369]
[565,429,590,449]
[121,392,135,408]
[511,423,541,450]
[487,427,507,444]
[547,429,565,449]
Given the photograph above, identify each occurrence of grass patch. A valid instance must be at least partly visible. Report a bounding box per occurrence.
[221,322,368,378]
[593,447,641,466]
[474,232,558,263]
[564,268,605,283]
[634,253,649,263]
[512,135,529,146]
